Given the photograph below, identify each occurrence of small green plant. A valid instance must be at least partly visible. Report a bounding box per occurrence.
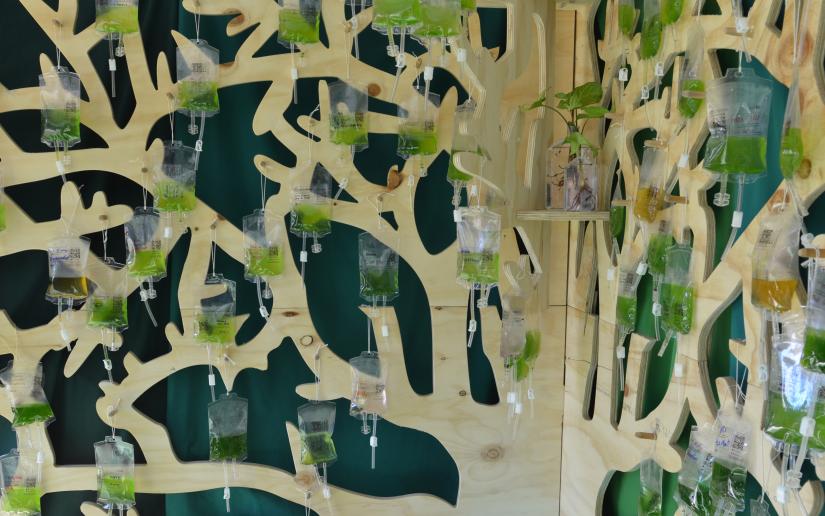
[524,81,607,156]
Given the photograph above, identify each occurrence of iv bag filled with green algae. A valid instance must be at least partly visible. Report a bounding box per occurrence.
[802,261,825,374]
[660,0,683,26]
[359,232,399,302]
[154,140,198,214]
[329,80,370,152]
[125,207,166,281]
[243,210,286,280]
[398,91,440,159]
[456,207,501,287]
[709,406,751,512]
[0,449,42,515]
[86,259,129,332]
[290,182,333,238]
[39,68,81,149]
[278,0,321,45]
[661,243,695,335]
[646,218,674,279]
[678,21,705,119]
[373,0,422,34]
[416,0,462,39]
[704,68,772,181]
[298,401,338,466]
[0,362,54,428]
[676,425,716,514]
[766,313,825,451]
[95,0,139,35]
[176,39,220,117]
[194,276,237,346]
[46,236,91,303]
[95,435,136,512]
[639,458,663,515]
[780,79,803,180]
[208,393,248,462]
[639,0,662,59]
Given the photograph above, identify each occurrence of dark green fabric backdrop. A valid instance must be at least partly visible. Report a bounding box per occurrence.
[0,1,508,514]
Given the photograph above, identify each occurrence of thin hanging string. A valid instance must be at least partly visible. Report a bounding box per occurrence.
[102,221,109,261]
[106,399,120,439]
[314,344,328,401]
[792,0,808,65]
[55,23,62,69]
[194,2,202,42]
[167,96,176,140]
[260,173,267,211]
[307,104,320,163]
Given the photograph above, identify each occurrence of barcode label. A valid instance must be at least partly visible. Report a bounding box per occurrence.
[757,228,775,247]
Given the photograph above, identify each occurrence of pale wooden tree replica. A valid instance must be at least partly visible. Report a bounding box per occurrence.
[557,0,825,514]
[0,0,561,514]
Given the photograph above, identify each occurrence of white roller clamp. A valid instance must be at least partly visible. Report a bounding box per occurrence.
[395,54,406,68]
[654,62,664,77]
[456,48,467,63]
[322,486,331,499]
[290,67,299,80]
[381,325,389,337]
[140,289,149,302]
[801,416,816,437]
[731,211,743,229]
[370,436,378,447]
[616,346,626,359]
[208,374,216,387]
[300,251,308,263]
[775,485,787,504]
[757,364,768,383]
[678,153,689,169]
[507,391,516,404]
[108,59,117,71]
[652,303,662,317]
[164,226,173,239]
[618,68,628,82]
[606,266,615,281]
[527,388,535,400]
[453,210,462,222]
[60,327,71,343]
[514,402,523,415]
[56,160,66,176]
[36,451,44,464]
[424,66,434,81]
[640,85,650,101]
[735,17,749,34]
[103,359,113,371]
[468,320,477,332]
[674,363,684,378]
[259,306,269,319]
[636,262,648,276]
[195,140,203,152]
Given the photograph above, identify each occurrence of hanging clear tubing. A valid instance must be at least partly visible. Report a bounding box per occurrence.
[349,351,388,469]
[448,100,489,211]
[646,218,674,341]
[243,210,286,319]
[290,169,333,281]
[39,67,81,181]
[455,207,501,348]
[615,254,640,393]
[704,68,772,256]
[125,207,167,327]
[278,0,321,104]
[94,0,140,98]
[176,38,220,169]
[372,0,423,100]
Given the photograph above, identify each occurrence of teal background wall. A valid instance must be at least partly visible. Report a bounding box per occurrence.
[596,0,825,514]
[0,1,509,514]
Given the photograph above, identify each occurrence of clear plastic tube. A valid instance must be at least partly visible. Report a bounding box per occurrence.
[721,175,745,261]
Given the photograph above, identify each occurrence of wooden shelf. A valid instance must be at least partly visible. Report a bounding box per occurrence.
[517,210,610,222]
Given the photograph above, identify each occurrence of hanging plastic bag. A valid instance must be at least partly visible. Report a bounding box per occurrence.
[635,147,666,223]
[448,100,490,209]
[298,401,338,466]
[398,91,440,163]
[676,425,716,514]
[678,21,705,120]
[616,256,640,339]
[153,140,198,214]
[177,40,220,118]
[617,0,637,38]
[329,81,370,152]
[194,276,237,346]
[290,174,333,240]
[660,0,683,26]
[278,0,321,45]
[751,201,801,313]
[802,257,825,373]
[564,147,598,212]
[639,457,663,515]
[95,435,136,514]
[358,232,400,304]
[0,449,42,515]
[646,219,674,281]
[704,68,772,178]
[86,259,129,333]
[0,362,54,428]
[350,351,387,469]
[765,312,825,450]
[456,207,501,288]
[243,209,286,318]
[709,406,752,512]
[373,0,422,34]
[95,0,140,97]
[639,0,662,60]
[125,208,166,281]
[208,393,248,463]
[416,0,462,39]
[39,67,81,175]
[661,243,695,338]
[46,236,91,303]
[609,185,626,249]
[780,78,803,180]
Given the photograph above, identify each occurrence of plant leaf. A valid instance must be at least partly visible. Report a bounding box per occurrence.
[522,93,547,111]
[564,132,599,157]
[554,92,569,100]
[579,106,609,119]
[569,82,603,109]
[557,98,571,110]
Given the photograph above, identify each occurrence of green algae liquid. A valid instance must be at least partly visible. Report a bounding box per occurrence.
[330,114,368,147]
[639,485,662,515]
[461,0,476,9]
[300,431,337,465]
[661,283,694,334]
[640,15,662,59]
[374,0,422,29]
[293,203,332,234]
[398,124,438,156]
[618,4,636,37]
[678,482,714,515]
[88,296,128,330]
[210,433,247,461]
[246,247,284,277]
[178,81,219,113]
[648,233,674,277]
[12,403,54,427]
[765,391,825,449]
[661,0,683,25]
[41,109,80,146]
[609,204,625,241]
[155,179,197,213]
[616,295,637,332]
[802,327,825,374]
[514,330,541,381]
[710,461,746,511]
[196,316,234,345]
[360,268,399,298]
[780,127,803,179]
[704,135,767,175]
[99,475,135,505]
[129,249,166,278]
[458,251,499,285]
[418,3,462,37]
[3,486,41,512]
[679,79,705,119]
[447,151,473,182]
[279,8,320,44]
[96,5,139,34]
[0,204,6,232]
